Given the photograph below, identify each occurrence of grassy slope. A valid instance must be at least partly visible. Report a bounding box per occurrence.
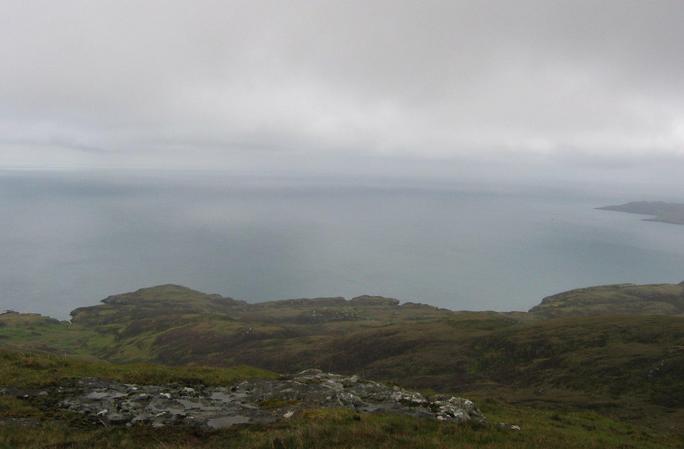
[529,283,684,318]
[0,350,275,388]
[3,285,684,400]
[2,408,680,449]
[0,350,680,449]
[2,283,684,445]
[64,286,684,398]
[0,312,115,358]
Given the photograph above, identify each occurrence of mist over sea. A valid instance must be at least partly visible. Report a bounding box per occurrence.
[3,170,684,319]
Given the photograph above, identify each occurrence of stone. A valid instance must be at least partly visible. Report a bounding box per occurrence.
[497,422,521,431]
[207,415,250,429]
[86,391,126,401]
[107,413,128,424]
[52,371,487,429]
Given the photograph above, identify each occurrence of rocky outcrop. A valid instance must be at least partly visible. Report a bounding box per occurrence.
[58,370,486,429]
[350,295,400,306]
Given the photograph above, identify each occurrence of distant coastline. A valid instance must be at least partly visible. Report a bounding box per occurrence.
[598,201,684,225]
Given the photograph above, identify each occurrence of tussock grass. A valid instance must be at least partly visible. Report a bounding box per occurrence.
[0,407,679,449]
[0,350,681,448]
[0,349,275,388]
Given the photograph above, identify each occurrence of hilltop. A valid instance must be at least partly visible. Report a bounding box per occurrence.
[529,282,684,318]
[3,283,684,401]
[1,283,684,447]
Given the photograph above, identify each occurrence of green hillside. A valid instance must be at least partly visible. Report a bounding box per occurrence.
[0,349,681,449]
[2,283,684,447]
[529,283,684,318]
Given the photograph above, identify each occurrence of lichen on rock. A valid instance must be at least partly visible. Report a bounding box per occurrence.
[57,369,487,429]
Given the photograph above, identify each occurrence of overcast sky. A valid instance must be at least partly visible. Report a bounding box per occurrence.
[2,0,684,185]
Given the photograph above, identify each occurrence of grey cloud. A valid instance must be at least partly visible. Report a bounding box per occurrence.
[1,0,684,175]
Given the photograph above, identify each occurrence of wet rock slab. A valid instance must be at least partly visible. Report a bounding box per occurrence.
[58,369,487,429]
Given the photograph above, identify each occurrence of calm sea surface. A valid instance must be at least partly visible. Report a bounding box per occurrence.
[2,170,684,318]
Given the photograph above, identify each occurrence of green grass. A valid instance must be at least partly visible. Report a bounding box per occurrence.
[0,349,275,388]
[0,350,682,448]
[4,287,684,412]
[530,283,684,318]
[468,315,684,405]
[3,284,684,447]
[0,312,116,357]
[0,406,680,449]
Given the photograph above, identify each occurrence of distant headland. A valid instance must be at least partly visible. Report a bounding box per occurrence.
[598,201,684,225]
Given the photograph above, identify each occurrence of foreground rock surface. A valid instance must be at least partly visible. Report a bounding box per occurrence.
[58,370,487,429]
